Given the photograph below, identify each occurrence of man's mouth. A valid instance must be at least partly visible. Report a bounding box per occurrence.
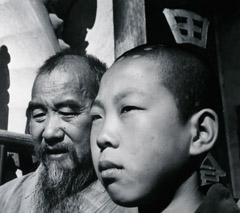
[43,147,69,160]
[45,148,68,155]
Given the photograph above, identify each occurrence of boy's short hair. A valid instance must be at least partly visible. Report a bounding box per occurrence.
[117,44,220,123]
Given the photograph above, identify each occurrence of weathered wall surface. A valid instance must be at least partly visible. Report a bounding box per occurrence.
[0,0,60,133]
[0,0,114,133]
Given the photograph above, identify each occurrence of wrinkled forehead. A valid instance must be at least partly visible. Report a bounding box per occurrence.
[53,55,90,78]
[34,56,90,89]
[31,71,91,108]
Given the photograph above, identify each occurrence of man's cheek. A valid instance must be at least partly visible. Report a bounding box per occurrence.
[34,143,43,159]
[35,130,44,141]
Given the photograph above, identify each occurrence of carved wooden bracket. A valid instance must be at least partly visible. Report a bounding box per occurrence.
[200,153,227,186]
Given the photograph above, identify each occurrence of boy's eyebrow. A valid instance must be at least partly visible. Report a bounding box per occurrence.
[114,89,145,104]
[91,89,145,110]
[91,99,104,109]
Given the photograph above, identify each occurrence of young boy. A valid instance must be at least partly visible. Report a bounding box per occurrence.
[90,44,240,212]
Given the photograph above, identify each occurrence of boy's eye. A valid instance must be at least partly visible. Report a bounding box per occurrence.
[121,106,141,114]
[91,114,102,121]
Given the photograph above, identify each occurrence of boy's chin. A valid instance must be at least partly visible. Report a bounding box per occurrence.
[107,188,143,208]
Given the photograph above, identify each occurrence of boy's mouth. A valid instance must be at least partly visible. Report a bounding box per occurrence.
[99,160,124,179]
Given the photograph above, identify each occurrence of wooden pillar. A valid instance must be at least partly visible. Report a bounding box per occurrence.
[0,45,10,185]
[112,0,147,58]
[214,9,240,198]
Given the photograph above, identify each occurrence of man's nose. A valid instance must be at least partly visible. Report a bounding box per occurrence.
[96,118,120,151]
[42,114,64,145]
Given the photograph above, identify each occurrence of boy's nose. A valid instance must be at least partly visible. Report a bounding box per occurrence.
[96,118,120,151]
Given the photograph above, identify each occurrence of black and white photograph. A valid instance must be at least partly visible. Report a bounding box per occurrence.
[0,0,239,212]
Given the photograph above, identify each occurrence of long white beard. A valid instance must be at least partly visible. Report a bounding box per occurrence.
[33,156,96,212]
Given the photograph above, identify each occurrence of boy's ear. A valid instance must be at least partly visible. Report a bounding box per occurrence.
[189,109,219,156]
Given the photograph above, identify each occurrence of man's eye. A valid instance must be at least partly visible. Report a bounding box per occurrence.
[32,111,46,122]
[60,112,79,120]
[60,112,76,116]
[121,106,141,114]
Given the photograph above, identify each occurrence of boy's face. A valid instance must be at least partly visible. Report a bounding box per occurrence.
[90,57,192,206]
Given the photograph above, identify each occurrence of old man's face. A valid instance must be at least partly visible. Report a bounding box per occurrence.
[29,65,92,172]
[27,61,95,212]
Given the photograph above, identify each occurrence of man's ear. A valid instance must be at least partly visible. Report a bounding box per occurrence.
[189,109,219,156]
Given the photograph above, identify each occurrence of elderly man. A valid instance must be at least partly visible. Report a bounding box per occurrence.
[0,49,136,213]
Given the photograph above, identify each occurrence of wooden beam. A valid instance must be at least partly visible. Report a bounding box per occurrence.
[113,0,147,58]
[0,130,34,153]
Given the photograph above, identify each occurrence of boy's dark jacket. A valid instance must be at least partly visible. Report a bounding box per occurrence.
[195,183,240,213]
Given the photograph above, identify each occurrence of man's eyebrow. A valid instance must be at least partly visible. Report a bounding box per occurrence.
[27,102,45,111]
[26,101,46,117]
[55,100,83,110]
